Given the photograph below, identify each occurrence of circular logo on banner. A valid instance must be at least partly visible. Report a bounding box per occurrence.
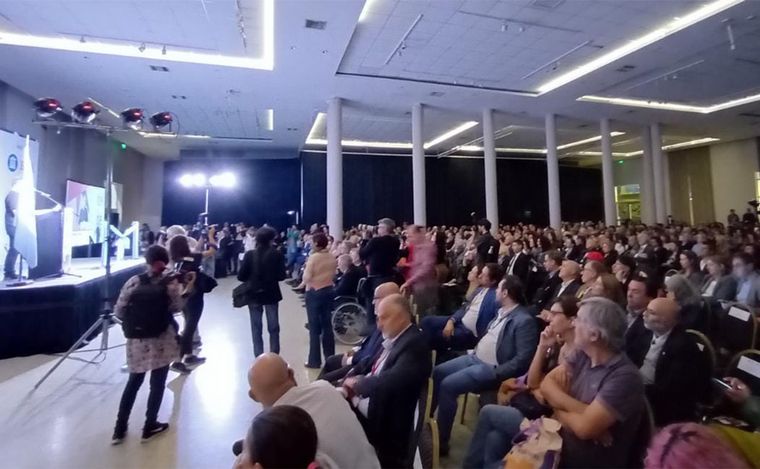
[7,153,18,172]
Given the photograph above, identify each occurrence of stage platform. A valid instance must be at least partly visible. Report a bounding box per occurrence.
[0,258,144,359]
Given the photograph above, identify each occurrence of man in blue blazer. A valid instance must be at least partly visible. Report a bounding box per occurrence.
[420,263,504,353]
[430,275,539,455]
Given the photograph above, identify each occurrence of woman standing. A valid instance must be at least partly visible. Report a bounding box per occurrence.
[302,232,337,368]
[112,245,193,444]
[238,227,286,357]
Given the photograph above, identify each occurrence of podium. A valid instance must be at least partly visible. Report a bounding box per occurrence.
[29,210,64,279]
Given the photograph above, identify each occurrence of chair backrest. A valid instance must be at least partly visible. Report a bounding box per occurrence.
[627,397,655,469]
[726,349,760,396]
[686,329,717,378]
[408,376,430,468]
[719,304,757,352]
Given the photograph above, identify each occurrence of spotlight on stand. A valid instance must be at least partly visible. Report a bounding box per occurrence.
[34,97,62,118]
[121,108,144,130]
[72,100,99,124]
[149,111,173,131]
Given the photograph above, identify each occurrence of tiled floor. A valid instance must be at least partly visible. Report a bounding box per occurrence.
[0,277,477,468]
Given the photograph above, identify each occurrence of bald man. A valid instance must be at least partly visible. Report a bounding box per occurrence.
[318,282,400,384]
[342,294,431,468]
[628,297,710,426]
[236,353,380,469]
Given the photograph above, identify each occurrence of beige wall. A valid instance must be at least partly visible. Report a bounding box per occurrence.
[667,146,715,224]
[709,139,759,223]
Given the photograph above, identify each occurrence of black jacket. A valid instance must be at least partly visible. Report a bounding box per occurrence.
[475,232,500,265]
[353,326,431,468]
[553,278,582,300]
[628,326,710,426]
[334,264,367,297]
[624,313,650,366]
[237,247,286,304]
[359,235,400,277]
[533,271,562,312]
[505,251,531,284]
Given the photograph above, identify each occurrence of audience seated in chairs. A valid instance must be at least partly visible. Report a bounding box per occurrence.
[431,275,539,456]
[731,252,760,307]
[532,250,564,313]
[319,282,399,384]
[341,294,431,469]
[588,272,626,306]
[233,405,320,469]
[665,274,708,332]
[333,254,366,297]
[701,255,737,302]
[554,259,583,300]
[464,297,644,469]
[625,275,659,366]
[625,298,710,426]
[420,263,503,357]
[503,238,531,285]
[236,353,380,469]
[577,260,607,300]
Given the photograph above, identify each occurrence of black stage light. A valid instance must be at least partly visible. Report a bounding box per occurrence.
[34,98,62,118]
[149,111,173,130]
[121,108,144,130]
[72,101,99,124]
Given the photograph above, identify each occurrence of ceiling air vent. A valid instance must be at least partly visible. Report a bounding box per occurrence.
[430,91,445,97]
[615,64,636,72]
[529,0,565,10]
[149,65,170,72]
[305,19,327,30]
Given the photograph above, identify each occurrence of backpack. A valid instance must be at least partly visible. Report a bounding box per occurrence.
[122,273,172,339]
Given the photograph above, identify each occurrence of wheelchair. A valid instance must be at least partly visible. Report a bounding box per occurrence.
[331,278,370,345]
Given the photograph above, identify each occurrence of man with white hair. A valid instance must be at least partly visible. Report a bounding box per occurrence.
[334,254,366,297]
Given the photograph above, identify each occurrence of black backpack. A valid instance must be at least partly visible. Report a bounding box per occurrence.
[122,273,172,339]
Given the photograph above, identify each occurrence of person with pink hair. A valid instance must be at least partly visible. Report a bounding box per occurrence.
[645,423,751,469]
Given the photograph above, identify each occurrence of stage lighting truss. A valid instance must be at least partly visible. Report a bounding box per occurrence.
[120,108,144,130]
[149,111,173,131]
[34,97,62,118]
[71,101,99,124]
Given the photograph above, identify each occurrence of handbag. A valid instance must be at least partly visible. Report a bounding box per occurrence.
[509,391,554,421]
[233,282,254,308]
[232,250,265,308]
[504,417,563,469]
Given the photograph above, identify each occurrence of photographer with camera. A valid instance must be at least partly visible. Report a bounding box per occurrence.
[168,234,217,374]
[112,245,195,445]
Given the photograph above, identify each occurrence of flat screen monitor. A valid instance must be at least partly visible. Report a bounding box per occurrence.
[65,180,105,246]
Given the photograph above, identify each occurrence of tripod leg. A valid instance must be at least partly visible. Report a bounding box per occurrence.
[34,317,106,389]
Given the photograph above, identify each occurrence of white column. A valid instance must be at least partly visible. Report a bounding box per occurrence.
[412,103,426,226]
[640,127,656,225]
[483,108,499,233]
[650,123,666,224]
[326,98,343,240]
[663,152,672,219]
[600,118,616,226]
[545,114,561,229]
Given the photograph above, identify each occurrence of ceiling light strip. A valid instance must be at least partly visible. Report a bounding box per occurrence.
[358,0,378,22]
[424,121,478,149]
[577,95,707,113]
[556,131,625,150]
[0,0,274,70]
[536,0,744,94]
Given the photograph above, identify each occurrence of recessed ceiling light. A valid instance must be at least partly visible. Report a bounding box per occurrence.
[535,0,744,94]
[305,19,327,30]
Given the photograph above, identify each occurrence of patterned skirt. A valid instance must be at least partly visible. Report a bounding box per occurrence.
[124,325,180,374]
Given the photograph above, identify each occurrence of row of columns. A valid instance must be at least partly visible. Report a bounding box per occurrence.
[325,97,672,239]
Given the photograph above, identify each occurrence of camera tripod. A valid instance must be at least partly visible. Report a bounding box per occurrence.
[33,301,120,389]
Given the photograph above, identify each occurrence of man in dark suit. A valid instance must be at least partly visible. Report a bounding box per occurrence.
[624,275,657,364]
[431,276,539,454]
[319,282,398,384]
[553,260,582,299]
[626,298,710,426]
[420,263,503,353]
[342,294,432,468]
[334,254,366,297]
[474,218,499,266]
[532,250,564,313]
[505,238,531,285]
[359,218,401,325]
